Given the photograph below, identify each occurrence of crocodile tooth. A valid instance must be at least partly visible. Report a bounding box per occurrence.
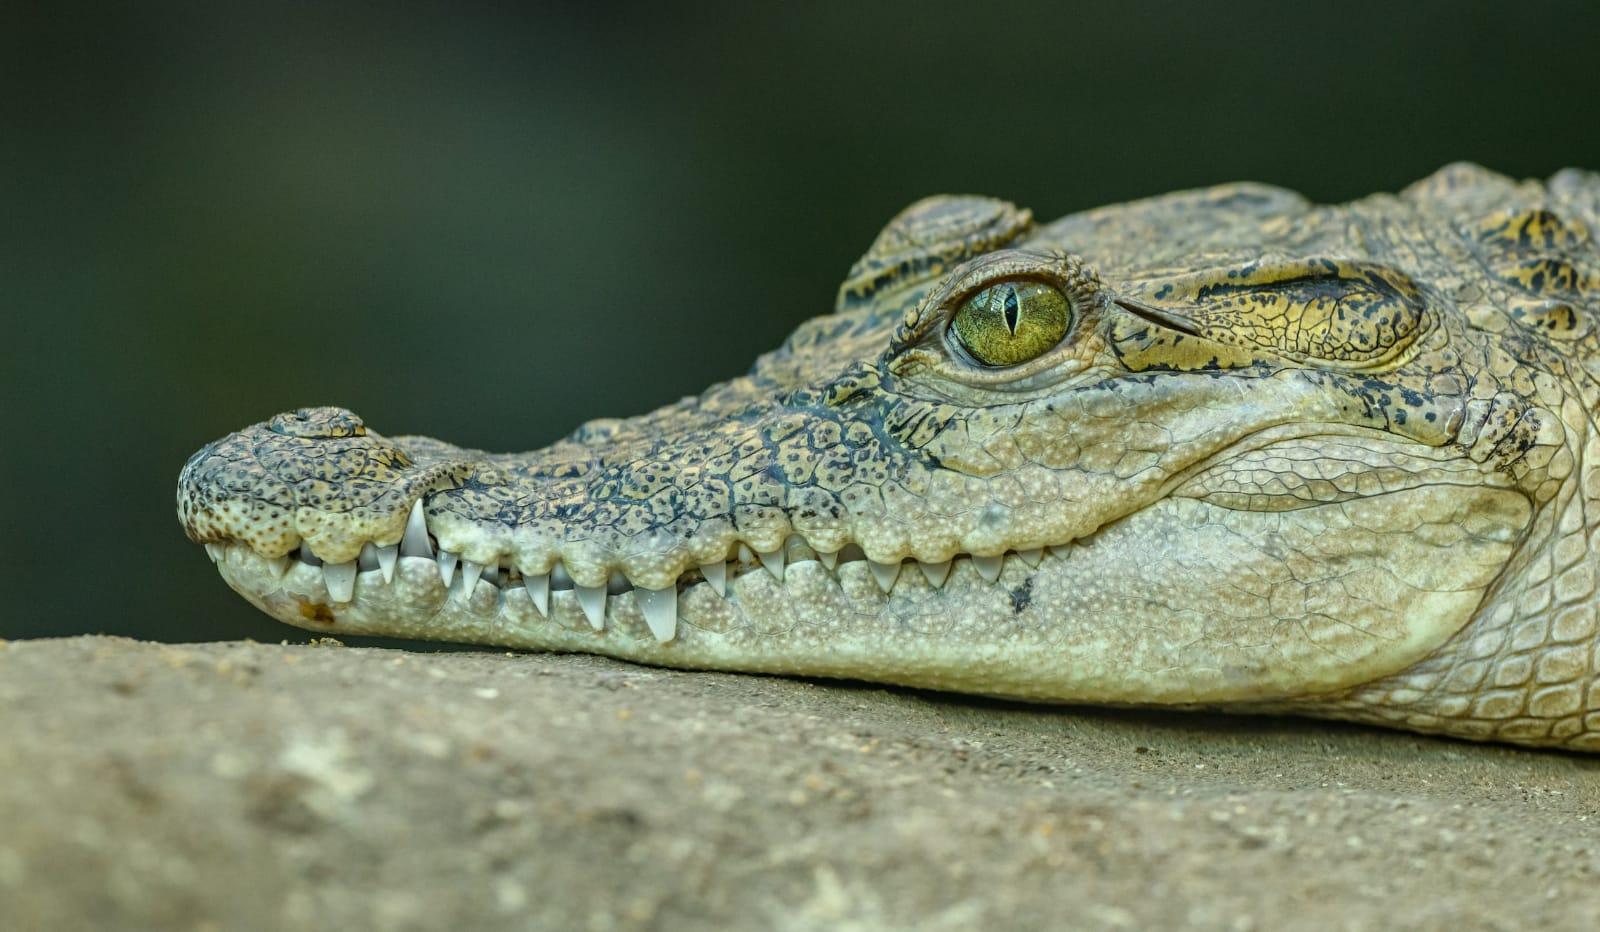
[550,561,574,590]
[607,570,632,595]
[700,561,726,597]
[576,585,607,630]
[1016,548,1043,567]
[323,562,357,603]
[756,546,786,582]
[918,559,951,588]
[401,500,433,557]
[205,543,225,563]
[461,562,484,599]
[266,554,290,577]
[738,544,756,564]
[358,542,381,572]
[869,560,900,592]
[437,551,458,587]
[298,546,322,567]
[636,588,678,643]
[818,551,838,571]
[376,544,398,583]
[973,555,1004,582]
[525,572,549,616]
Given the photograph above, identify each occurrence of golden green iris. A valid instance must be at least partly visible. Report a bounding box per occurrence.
[950,280,1072,367]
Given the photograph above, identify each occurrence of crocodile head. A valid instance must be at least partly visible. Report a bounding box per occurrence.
[179,164,1600,749]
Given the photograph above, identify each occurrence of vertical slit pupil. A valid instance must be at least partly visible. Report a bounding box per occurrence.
[1002,287,1020,333]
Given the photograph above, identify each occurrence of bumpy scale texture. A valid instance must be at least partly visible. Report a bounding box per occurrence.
[179,165,1600,751]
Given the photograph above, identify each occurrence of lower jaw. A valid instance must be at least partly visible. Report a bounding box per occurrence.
[211,484,1525,705]
[213,545,1062,681]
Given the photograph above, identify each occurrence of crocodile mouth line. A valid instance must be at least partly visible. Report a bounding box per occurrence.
[199,430,1472,645]
[203,499,1065,644]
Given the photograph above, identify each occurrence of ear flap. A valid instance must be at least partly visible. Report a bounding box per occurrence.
[837,196,1032,312]
[1111,257,1428,370]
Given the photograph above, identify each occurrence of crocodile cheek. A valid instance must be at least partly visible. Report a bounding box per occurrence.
[1000,486,1532,702]
[605,486,1530,704]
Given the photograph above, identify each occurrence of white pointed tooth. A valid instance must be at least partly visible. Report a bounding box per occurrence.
[323,561,357,603]
[266,554,290,577]
[401,500,433,557]
[550,562,574,590]
[1016,548,1043,568]
[973,555,1004,582]
[376,544,398,582]
[818,551,838,571]
[437,551,458,587]
[461,561,484,599]
[700,561,726,597]
[918,559,952,588]
[205,543,225,563]
[525,572,549,616]
[738,544,756,564]
[636,588,678,643]
[358,542,380,572]
[756,546,785,582]
[869,560,900,592]
[576,585,607,630]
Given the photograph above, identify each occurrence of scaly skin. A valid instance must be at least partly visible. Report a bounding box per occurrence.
[178,164,1600,751]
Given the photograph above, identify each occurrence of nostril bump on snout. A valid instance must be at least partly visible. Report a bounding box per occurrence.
[269,406,367,440]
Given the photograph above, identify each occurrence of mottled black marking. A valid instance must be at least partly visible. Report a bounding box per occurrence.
[1008,577,1034,614]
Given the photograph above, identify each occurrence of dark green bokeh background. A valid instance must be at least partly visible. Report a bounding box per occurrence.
[4,1,1598,643]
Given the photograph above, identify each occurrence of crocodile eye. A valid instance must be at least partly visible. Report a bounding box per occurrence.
[950,280,1072,367]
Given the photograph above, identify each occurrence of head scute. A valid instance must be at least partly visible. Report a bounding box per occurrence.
[269,406,369,439]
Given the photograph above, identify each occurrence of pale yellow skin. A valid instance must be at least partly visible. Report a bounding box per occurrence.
[182,164,1600,750]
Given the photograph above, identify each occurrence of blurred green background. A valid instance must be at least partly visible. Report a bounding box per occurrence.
[4,1,1598,643]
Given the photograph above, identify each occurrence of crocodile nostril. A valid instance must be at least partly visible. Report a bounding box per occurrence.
[269,406,367,439]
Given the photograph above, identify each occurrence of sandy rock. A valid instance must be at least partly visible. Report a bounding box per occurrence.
[2,636,1599,931]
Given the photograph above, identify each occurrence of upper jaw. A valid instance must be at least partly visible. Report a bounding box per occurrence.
[182,370,1450,634]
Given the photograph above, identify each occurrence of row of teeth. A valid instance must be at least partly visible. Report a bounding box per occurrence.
[205,501,1053,644]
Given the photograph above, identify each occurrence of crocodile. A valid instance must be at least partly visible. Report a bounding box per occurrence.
[178,164,1600,751]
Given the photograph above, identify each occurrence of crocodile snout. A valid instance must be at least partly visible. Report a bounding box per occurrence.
[177,407,470,564]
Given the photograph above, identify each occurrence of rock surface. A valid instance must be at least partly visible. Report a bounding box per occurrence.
[2,636,1599,931]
